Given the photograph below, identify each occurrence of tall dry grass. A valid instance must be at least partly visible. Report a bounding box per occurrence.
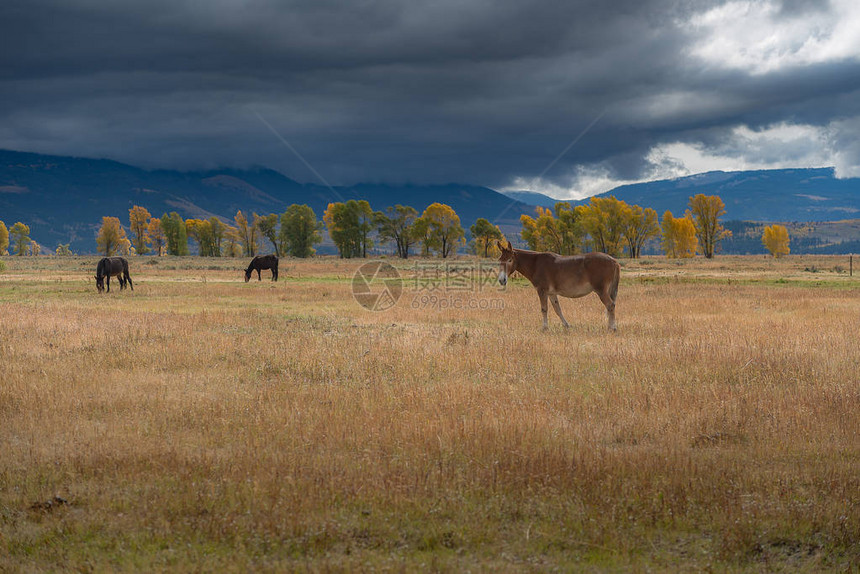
[0,255,858,571]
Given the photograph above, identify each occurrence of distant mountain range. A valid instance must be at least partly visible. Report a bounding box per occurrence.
[2,149,860,254]
[0,150,533,253]
[591,168,860,222]
[503,168,860,222]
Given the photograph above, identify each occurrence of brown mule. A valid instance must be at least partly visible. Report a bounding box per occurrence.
[497,241,620,331]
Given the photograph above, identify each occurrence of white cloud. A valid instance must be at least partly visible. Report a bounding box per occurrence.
[505,121,854,199]
[648,123,832,174]
[828,116,860,178]
[503,167,647,201]
[687,0,860,74]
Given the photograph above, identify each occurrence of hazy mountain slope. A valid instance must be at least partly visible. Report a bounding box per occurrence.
[0,150,532,253]
[594,168,860,221]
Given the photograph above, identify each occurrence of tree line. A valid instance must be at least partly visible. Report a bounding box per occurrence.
[519,194,787,259]
[1,192,790,259]
[90,205,324,258]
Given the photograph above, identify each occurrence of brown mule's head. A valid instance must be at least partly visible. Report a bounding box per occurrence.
[244,268,252,282]
[497,240,516,286]
[95,275,105,293]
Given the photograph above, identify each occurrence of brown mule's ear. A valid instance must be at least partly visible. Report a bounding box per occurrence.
[506,240,513,251]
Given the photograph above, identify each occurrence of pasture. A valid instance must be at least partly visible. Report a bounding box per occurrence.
[0,254,858,571]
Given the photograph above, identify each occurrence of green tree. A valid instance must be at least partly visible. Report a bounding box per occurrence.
[688,194,731,259]
[280,204,322,258]
[161,212,189,256]
[354,201,375,257]
[186,219,218,256]
[257,213,281,256]
[376,205,418,258]
[411,215,438,257]
[0,220,8,255]
[323,200,374,258]
[323,202,355,258]
[9,222,30,256]
[470,218,504,257]
[209,217,226,257]
[420,202,465,258]
[96,216,126,256]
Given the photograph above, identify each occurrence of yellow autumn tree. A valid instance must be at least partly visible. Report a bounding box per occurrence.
[520,202,582,255]
[520,207,558,252]
[9,222,30,256]
[234,210,258,256]
[223,224,244,258]
[128,205,151,255]
[96,216,127,256]
[622,204,660,258]
[762,224,790,258]
[420,202,465,258]
[147,217,166,256]
[0,220,8,255]
[661,211,698,258]
[688,194,731,258]
[117,237,133,256]
[469,218,504,258]
[576,196,627,257]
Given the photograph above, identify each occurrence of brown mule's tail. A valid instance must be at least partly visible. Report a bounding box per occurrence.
[610,261,620,303]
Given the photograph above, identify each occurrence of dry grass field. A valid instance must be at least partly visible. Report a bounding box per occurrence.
[1,254,858,571]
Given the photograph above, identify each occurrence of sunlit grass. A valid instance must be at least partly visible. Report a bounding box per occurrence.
[1,254,858,570]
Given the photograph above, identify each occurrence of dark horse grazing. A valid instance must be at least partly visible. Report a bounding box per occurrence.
[497,241,620,331]
[244,254,279,282]
[95,257,133,293]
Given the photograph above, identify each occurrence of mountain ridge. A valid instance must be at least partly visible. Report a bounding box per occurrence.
[0,150,533,253]
[3,149,860,254]
[588,167,860,222]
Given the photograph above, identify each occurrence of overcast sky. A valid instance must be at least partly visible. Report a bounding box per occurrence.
[2,0,860,198]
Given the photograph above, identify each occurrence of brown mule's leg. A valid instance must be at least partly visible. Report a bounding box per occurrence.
[549,294,571,328]
[537,289,549,331]
[596,288,617,331]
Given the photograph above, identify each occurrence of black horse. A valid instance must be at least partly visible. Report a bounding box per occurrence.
[245,254,279,282]
[95,257,133,293]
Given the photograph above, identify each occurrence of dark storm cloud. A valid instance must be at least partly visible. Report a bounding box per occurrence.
[1,0,858,193]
